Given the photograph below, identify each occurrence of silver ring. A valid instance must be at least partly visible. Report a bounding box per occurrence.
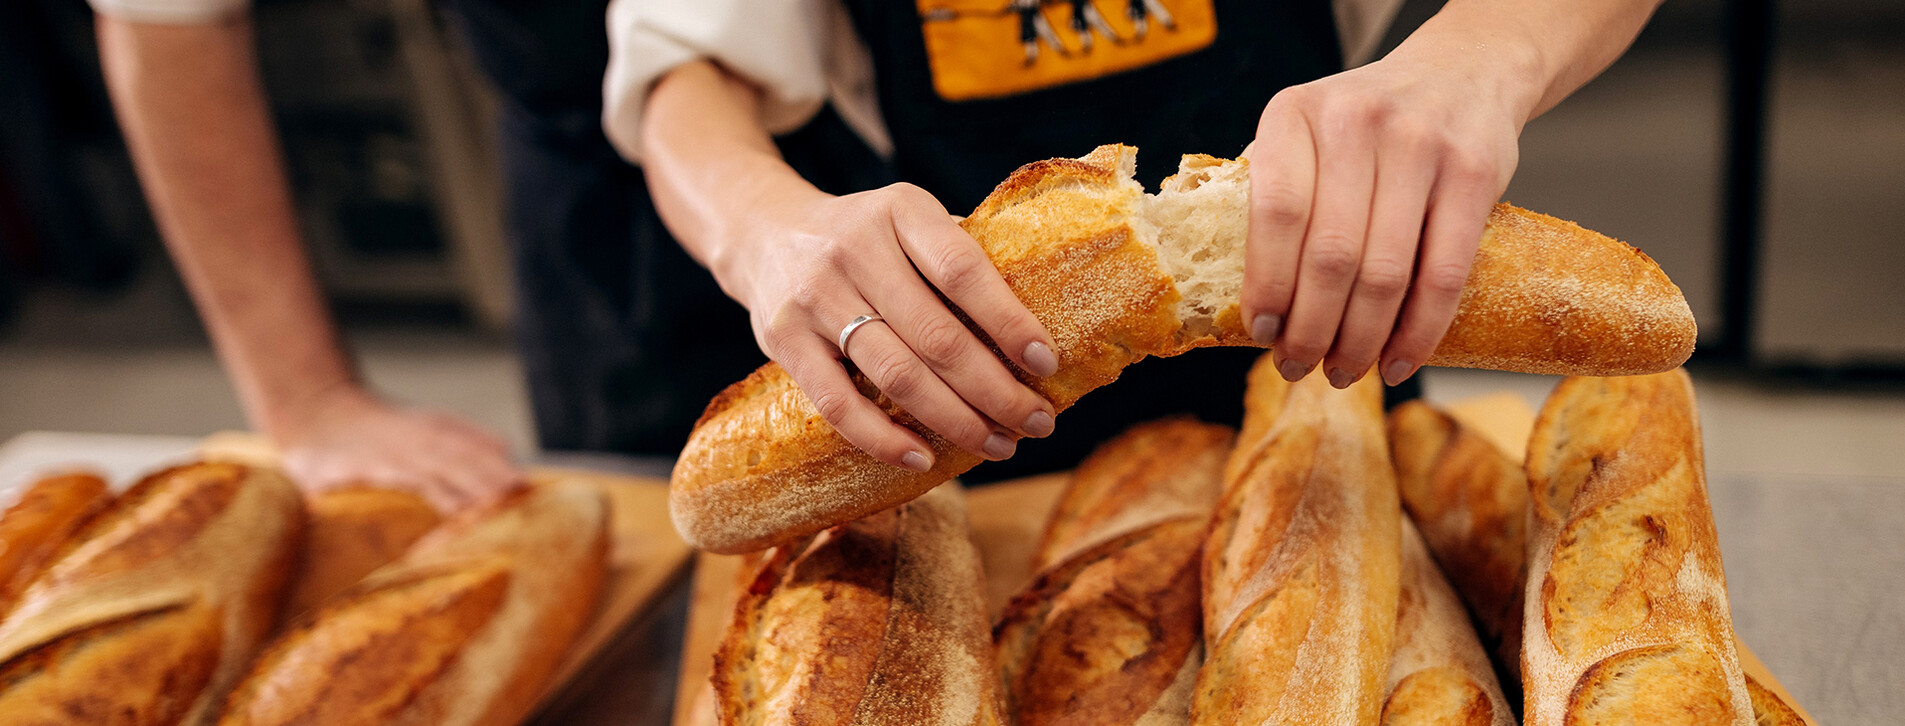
[836,314,885,359]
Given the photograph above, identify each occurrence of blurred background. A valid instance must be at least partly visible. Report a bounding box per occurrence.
[0,0,1901,719]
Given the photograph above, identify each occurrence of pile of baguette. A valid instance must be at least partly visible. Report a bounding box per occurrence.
[700,356,1812,726]
[0,462,608,726]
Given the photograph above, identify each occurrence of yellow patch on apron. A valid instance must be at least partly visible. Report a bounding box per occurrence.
[918,0,1218,102]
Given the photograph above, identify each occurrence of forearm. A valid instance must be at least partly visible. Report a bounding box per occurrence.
[638,60,826,307]
[1392,0,1663,122]
[98,15,357,440]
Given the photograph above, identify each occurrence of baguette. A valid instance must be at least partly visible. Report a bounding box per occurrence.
[1194,356,1400,725]
[217,481,608,726]
[1386,401,1529,687]
[1381,517,1514,726]
[279,486,443,621]
[994,419,1230,726]
[0,472,111,614]
[1522,370,1750,726]
[0,462,303,726]
[1744,674,1805,726]
[672,144,1697,554]
[711,483,1003,725]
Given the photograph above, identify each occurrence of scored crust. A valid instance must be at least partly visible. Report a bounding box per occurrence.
[672,144,1699,555]
[1193,360,1400,726]
[0,462,304,726]
[1520,371,1751,726]
[1386,401,1530,689]
[713,484,1002,726]
[1378,518,1514,726]
[992,418,1229,726]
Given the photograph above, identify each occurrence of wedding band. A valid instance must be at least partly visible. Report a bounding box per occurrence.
[837,314,885,359]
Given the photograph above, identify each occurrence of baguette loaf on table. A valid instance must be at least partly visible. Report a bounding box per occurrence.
[1387,401,1530,688]
[0,462,303,726]
[994,418,1230,726]
[0,472,111,614]
[1381,518,1514,726]
[712,483,1003,726]
[672,144,1698,554]
[1522,370,1751,726]
[1194,356,1400,725]
[216,481,608,726]
[279,486,443,622]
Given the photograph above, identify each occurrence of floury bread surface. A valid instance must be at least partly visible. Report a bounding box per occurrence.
[1380,518,1514,726]
[1521,371,1750,726]
[1193,358,1399,725]
[711,483,1003,726]
[672,145,1699,554]
[994,419,1230,726]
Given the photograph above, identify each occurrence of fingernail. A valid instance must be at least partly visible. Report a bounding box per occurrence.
[1250,314,1282,346]
[901,450,933,472]
[1382,359,1416,387]
[1327,367,1354,389]
[1022,410,1055,438]
[1024,342,1059,378]
[1278,358,1311,382]
[983,433,1017,460]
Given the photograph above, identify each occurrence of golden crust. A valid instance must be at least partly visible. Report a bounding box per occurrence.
[1745,673,1805,726]
[216,482,608,726]
[1031,418,1231,570]
[281,486,443,622]
[1380,519,1514,726]
[1521,371,1751,726]
[714,485,1003,726]
[1193,359,1400,726]
[0,472,110,614]
[0,462,303,726]
[992,418,1228,726]
[1431,205,1698,376]
[1386,401,1529,686]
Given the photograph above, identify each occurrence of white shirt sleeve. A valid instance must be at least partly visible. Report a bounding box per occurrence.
[601,0,890,165]
[87,0,247,24]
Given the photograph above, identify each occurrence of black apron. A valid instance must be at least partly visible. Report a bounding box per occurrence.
[445,0,1415,479]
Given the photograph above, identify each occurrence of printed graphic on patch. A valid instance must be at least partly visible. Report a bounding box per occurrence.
[919,0,1217,102]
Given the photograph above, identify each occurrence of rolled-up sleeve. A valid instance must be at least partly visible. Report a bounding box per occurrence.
[602,0,838,164]
[88,0,247,24]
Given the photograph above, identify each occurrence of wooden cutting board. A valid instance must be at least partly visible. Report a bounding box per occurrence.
[195,432,694,717]
[668,392,1816,726]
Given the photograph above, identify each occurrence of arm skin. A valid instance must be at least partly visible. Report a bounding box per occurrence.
[640,60,1060,473]
[96,15,518,511]
[1242,0,1666,389]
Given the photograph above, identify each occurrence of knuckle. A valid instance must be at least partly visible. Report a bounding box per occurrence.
[1444,147,1501,188]
[930,246,988,294]
[808,387,857,425]
[1304,238,1362,281]
[1356,259,1412,299]
[869,350,924,400]
[1253,184,1311,229]
[1420,261,1472,297]
[912,316,969,367]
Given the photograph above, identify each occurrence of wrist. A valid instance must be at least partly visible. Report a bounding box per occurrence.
[259,376,368,445]
[705,164,830,309]
[1387,8,1550,127]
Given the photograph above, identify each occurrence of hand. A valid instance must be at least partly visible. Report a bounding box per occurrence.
[1243,35,1536,388]
[276,385,522,513]
[722,182,1061,472]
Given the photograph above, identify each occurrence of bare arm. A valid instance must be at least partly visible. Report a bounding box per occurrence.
[640,60,1060,471]
[97,15,517,510]
[1243,0,1664,389]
